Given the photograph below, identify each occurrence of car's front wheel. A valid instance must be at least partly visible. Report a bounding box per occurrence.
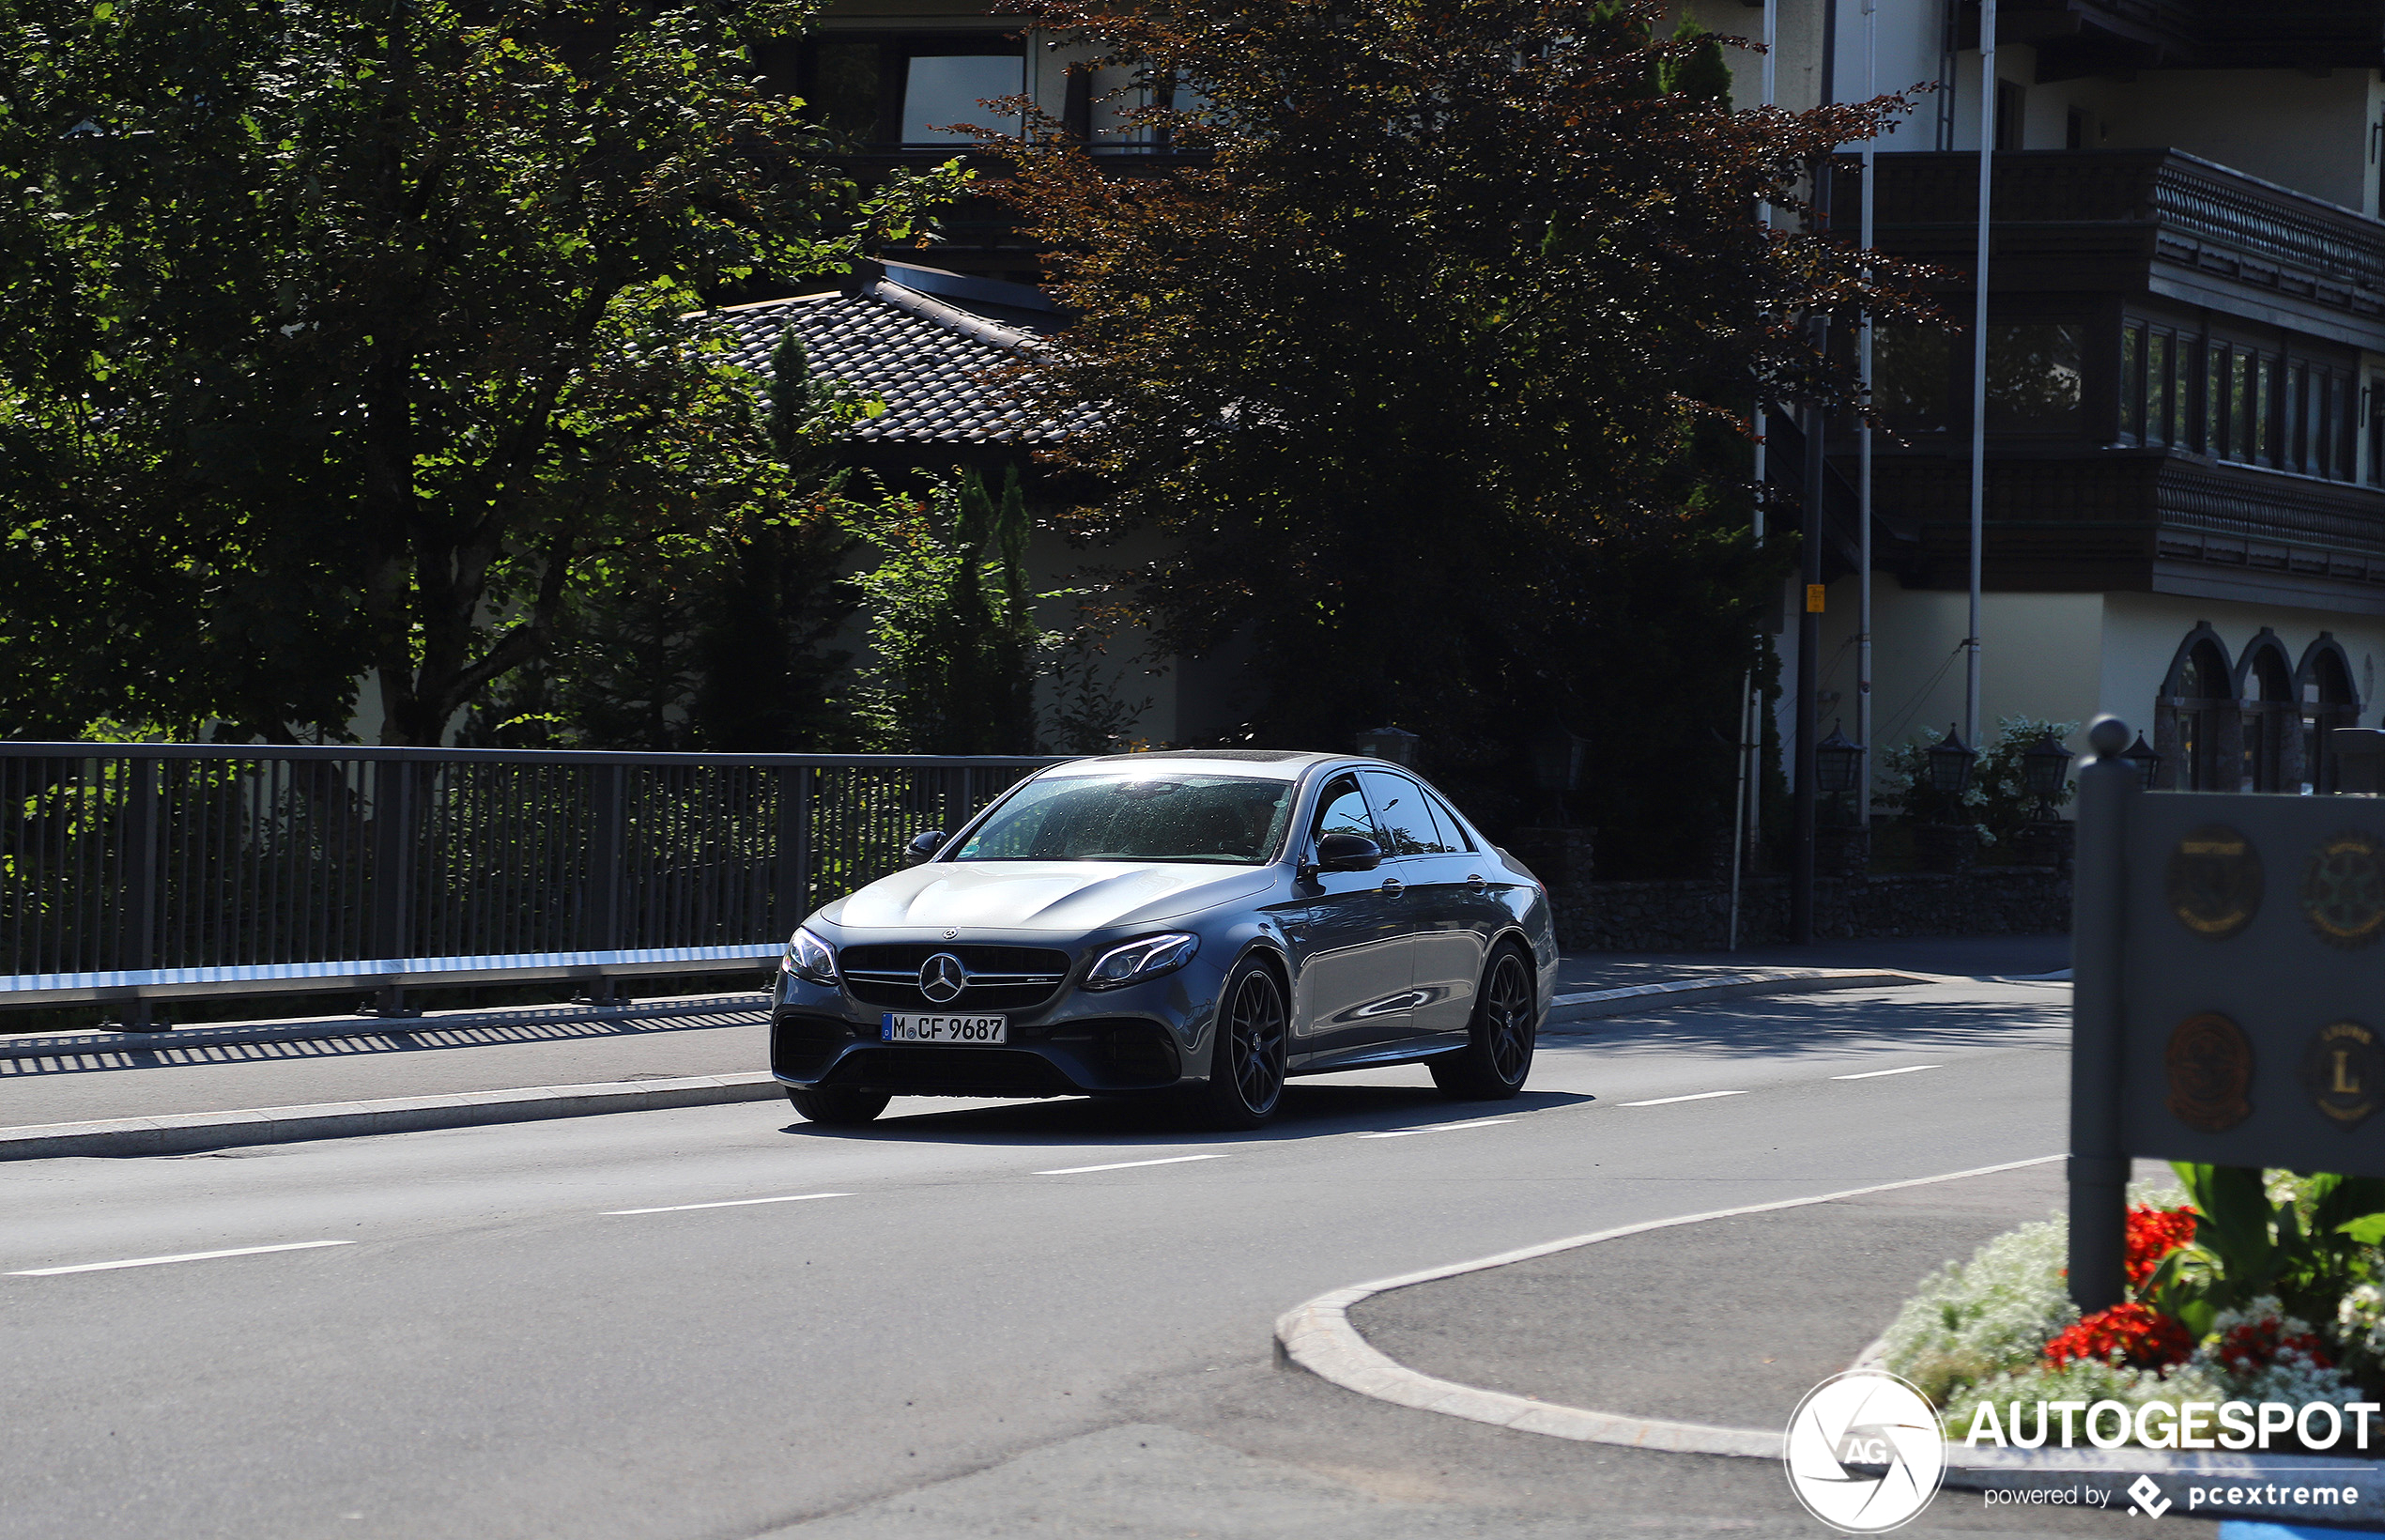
[785,1086,892,1126]
[1431,944,1536,1100]
[1192,956,1289,1130]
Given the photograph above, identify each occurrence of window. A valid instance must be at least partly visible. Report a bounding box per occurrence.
[1872,324,1952,434]
[1994,80,2025,153]
[1310,776,1375,849]
[2301,639,2361,794]
[1359,771,1447,855]
[1423,791,1477,853]
[954,774,1293,864]
[2239,639,2294,793]
[2066,106,2090,150]
[1985,323,2081,431]
[800,35,1024,148]
[2162,634,2236,793]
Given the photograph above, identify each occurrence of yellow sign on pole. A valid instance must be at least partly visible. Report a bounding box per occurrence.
[1805,584,1826,613]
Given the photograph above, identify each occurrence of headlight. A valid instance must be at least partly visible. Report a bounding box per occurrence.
[1082,932,1199,991]
[782,927,838,984]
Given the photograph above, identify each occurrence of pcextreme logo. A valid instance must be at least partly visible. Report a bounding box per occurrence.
[1784,1371,1948,1532]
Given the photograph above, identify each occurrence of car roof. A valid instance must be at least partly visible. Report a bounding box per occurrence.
[1035,750,1432,785]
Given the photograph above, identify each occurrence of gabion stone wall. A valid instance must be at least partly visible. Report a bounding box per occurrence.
[1552,867,2070,952]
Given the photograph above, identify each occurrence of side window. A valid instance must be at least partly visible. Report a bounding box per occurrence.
[1359,770,1447,855]
[1423,790,1477,853]
[1310,776,1374,849]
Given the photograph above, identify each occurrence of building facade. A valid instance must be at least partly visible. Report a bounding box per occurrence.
[1719,0,2385,795]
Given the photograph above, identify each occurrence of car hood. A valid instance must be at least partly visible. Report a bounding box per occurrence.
[824,862,1280,934]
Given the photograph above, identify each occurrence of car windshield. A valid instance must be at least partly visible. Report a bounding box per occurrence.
[951,774,1296,864]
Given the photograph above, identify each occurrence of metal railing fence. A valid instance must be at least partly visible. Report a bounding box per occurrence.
[0,745,1060,1012]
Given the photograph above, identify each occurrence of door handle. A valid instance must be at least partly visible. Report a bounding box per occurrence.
[1466,873,1487,892]
[1379,877,1404,896]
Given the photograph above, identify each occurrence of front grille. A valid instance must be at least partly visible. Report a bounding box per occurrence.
[837,943,1072,1012]
[823,1047,1080,1097]
[773,1012,864,1080]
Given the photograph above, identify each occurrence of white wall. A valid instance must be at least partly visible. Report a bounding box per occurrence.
[1806,577,2385,804]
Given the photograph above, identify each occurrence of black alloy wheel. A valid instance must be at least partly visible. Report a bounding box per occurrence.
[1431,946,1536,1100]
[1194,958,1289,1130]
[785,1085,892,1126]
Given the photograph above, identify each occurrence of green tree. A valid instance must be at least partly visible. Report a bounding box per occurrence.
[985,0,1930,870]
[0,0,962,743]
[850,466,1043,754]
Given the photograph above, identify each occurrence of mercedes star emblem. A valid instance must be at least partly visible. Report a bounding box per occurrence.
[919,952,968,1005]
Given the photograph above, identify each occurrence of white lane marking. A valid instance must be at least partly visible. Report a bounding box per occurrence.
[605,1193,852,1216]
[1619,1090,1747,1107]
[1035,1153,1229,1176]
[9,1240,354,1276]
[1831,1064,1943,1081]
[1356,1118,1515,1139]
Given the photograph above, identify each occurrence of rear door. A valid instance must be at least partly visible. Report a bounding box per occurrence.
[1285,772,1415,1058]
[1360,768,1482,1040]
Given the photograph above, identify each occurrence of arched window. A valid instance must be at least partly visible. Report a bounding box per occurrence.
[2156,625,2238,791]
[2235,629,2296,793]
[2299,634,2362,793]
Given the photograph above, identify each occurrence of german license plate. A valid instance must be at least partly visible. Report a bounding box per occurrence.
[882,1013,1008,1044]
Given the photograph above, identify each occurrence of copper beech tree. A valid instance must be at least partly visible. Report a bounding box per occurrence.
[986,0,1932,870]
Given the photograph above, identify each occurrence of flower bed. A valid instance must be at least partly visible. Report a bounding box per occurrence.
[1881,1165,2385,1451]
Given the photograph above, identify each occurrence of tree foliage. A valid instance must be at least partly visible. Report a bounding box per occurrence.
[985,0,1931,870]
[848,466,1043,754]
[0,0,960,743]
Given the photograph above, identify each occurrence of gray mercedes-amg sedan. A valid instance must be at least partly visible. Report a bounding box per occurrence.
[770,749,1557,1129]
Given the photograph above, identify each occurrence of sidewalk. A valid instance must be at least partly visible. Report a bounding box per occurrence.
[0,994,771,1130]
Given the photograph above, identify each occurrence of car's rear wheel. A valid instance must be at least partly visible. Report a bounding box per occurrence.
[1192,957,1288,1130]
[785,1086,892,1126]
[1431,945,1536,1100]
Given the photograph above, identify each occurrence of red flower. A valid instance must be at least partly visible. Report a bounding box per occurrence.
[2212,1316,2332,1374]
[2126,1205,2199,1288]
[2045,1303,2194,1371]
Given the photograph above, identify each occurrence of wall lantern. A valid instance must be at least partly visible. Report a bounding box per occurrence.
[1814,720,1864,797]
[2120,732,2163,792]
[1927,725,1977,798]
[1356,725,1420,766]
[1529,725,1588,793]
[2022,729,2074,812]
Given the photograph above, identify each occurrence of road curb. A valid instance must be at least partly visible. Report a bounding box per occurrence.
[0,1072,786,1161]
[1271,1153,2385,1528]
[1541,969,1937,1026]
[1271,1158,2060,1461]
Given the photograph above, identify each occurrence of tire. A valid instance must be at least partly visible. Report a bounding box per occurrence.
[1192,956,1290,1130]
[1431,944,1537,1100]
[785,1085,892,1126]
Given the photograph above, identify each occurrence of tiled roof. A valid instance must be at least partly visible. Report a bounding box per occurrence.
[706,270,1062,446]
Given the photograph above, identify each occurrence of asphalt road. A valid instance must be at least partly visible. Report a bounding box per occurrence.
[0,976,2111,1540]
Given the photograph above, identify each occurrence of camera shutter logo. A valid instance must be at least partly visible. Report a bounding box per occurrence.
[1783,1371,1946,1532]
[918,953,968,1005]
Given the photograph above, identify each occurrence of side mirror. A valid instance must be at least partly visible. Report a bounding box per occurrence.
[908,829,947,862]
[1314,832,1382,873]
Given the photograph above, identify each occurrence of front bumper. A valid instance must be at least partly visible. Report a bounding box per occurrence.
[770,956,1221,1098]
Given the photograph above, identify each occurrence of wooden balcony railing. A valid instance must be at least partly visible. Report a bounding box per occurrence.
[1850,149,2385,331]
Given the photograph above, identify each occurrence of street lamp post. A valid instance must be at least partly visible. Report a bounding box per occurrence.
[1528,724,1587,827]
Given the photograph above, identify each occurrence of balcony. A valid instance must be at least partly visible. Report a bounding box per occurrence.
[1859,451,2385,609]
[1851,149,2385,345]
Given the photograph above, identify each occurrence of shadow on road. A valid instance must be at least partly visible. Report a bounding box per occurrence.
[1543,987,2069,1055]
[777,1083,1596,1148]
